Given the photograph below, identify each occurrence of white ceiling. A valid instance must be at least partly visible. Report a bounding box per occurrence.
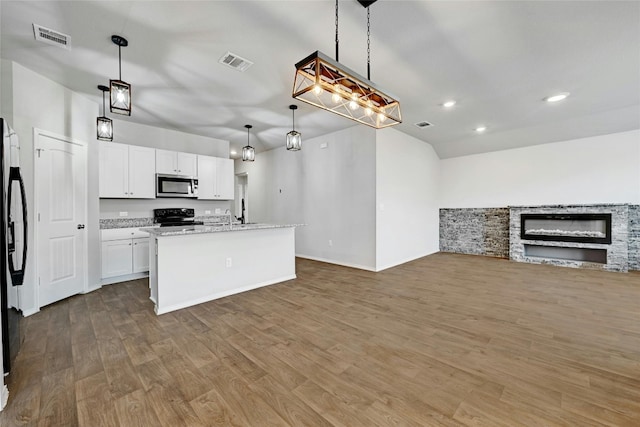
[1,1,639,159]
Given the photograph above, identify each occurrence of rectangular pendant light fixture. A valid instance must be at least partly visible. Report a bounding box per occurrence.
[110,35,132,116]
[293,51,401,129]
[97,84,113,141]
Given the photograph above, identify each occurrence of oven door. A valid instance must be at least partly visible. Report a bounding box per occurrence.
[156,174,198,198]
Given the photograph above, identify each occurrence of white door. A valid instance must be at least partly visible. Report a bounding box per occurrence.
[36,131,87,307]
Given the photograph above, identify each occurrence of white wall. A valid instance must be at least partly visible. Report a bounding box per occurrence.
[8,61,99,315]
[440,130,640,208]
[298,126,377,269]
[376,128,440,270]
[236,125,377,270]
[111,119,229,157]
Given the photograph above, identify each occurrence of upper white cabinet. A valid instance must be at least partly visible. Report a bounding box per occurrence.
[99,142,156,198]
[156,149,197,176]
[197,155,234,200]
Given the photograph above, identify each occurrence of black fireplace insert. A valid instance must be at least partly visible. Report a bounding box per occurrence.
[520,213,612,244]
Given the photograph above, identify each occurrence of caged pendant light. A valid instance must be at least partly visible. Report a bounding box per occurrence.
[242,125,255,162]
[292,0,401,129]
[286,105,302,151]
[109,35,132,116]
[96,85,113,141]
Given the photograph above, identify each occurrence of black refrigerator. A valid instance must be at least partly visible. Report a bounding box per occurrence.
[1,118,27,375]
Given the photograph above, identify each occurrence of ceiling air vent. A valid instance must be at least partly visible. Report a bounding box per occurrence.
[415,121,433,129]
[32,24,71,49]
[219,51,253,72]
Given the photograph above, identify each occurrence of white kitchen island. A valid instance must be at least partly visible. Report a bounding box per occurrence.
[142,224,299,315]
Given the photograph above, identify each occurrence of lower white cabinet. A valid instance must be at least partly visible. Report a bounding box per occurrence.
[102,239,134,278]
[132,238,149,273]
[101,228,151,282]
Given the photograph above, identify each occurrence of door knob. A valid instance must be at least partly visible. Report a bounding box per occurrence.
[77,224,85,229]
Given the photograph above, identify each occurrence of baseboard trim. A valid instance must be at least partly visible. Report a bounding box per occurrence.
[375,250,438,272]
[295,254,377,272]
[100,272,149,286]
[22,307,40,317]
[83,284,102,294]
[0,384,8,411]
[154,274,297,315]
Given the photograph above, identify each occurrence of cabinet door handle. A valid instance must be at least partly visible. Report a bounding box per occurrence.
[129,243,132,246]
[77,224,85,229]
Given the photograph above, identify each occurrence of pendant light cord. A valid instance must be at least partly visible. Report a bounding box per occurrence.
[102,90,106,115]
[335,0,339,62]
[367,6,371,80]
[292,108,296,131]
[118,45,122,80]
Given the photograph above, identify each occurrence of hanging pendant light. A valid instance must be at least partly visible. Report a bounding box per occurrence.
[292,0,401,129]
[96,85,113,141]
[242,125,255,162]
[286,105,302,151]
[110,35,132,116]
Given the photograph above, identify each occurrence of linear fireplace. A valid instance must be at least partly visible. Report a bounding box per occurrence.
[521,213,612,244]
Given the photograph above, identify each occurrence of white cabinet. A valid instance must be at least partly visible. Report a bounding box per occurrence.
[101,239,133,278]
[156,149,197,176]
[99,142,156,198]
[101,228,151,282]
[216,158,235,200]
[197,155,234,200]
[132,238,149,273]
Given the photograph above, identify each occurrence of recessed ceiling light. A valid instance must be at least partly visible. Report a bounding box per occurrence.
[475,126,487,133]
[544,92,570,103]
[442,100,456,108]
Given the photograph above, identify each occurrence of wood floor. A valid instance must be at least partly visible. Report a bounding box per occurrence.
[2,253,640,426]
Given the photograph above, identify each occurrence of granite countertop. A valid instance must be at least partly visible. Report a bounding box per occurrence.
[140,223,303,237]
[100,215,237,229]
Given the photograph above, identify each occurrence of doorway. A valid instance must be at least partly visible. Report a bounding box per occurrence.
[235,173,248,223]
[35,129,88,308]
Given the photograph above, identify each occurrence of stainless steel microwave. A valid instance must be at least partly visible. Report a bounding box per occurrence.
[156,174,198,198]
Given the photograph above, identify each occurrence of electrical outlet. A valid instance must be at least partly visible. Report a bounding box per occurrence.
[119,211,128,217]
[226,257,232,268]
[205,210,211,215]
[329,239,333,247]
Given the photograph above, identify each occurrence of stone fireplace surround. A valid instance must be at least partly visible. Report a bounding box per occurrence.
[511,204,629,272]
[439,204,639,273]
